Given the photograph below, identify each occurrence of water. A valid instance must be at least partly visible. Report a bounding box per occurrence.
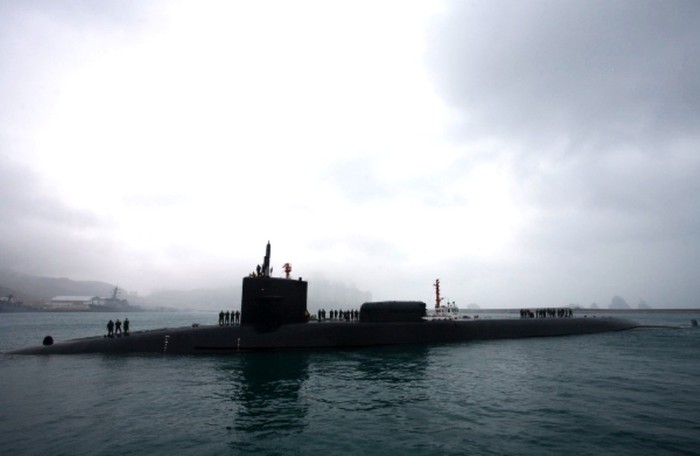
[1,310,699,455]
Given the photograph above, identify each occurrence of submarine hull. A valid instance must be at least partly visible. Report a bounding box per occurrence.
[8,317,637,355]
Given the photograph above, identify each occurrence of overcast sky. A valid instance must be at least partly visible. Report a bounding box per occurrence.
[1,0,698,308]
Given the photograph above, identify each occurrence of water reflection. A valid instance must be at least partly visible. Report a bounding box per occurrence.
[353,345,430,383]
[217,351,311,440]
[303,346,432,416]
[214,346,433,452]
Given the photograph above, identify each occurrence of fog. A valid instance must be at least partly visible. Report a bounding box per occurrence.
[1,1,699,308]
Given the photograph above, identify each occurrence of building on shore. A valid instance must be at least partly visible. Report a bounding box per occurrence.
[46,288,131,311]
[46,296,100,311]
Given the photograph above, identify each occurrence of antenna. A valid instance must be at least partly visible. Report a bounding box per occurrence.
[262,241,271,277]
[434,279,441,309]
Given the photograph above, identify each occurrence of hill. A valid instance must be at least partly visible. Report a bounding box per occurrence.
[0,268,122,306]
[145,276,372,311]
[0,269,372,311]
[609,295,631,309]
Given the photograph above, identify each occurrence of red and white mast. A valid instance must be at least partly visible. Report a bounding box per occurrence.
[434,279,442,309]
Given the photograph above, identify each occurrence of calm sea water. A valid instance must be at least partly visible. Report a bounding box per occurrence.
[1,310,699,455]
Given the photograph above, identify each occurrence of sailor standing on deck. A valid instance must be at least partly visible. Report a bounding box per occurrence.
[115,319,122,336]
[107,319,114,337]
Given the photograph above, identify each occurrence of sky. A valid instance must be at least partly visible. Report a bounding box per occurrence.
[1,0,699,308]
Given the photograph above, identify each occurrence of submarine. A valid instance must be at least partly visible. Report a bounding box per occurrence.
[9,242,638,355]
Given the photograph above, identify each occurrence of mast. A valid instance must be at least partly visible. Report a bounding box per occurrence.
[434,279,441,309]
[262,241,271,277]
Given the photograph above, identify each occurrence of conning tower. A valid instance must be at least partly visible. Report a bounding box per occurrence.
[240,242,308,327]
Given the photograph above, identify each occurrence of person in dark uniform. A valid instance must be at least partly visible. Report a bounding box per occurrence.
[107,319,114,337]
[124,318,130,335]
[115,319,122,336]
[234,310,240,325]
[219,310,224,326]
[225,310,230,325]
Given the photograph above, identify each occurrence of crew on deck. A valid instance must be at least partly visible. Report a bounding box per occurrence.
[520,307,574,318]
[314,308,360,322]
[218,310,241,325]
[107,318,130,337]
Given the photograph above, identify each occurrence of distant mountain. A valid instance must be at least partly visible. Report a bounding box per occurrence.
[0,268,373,311]
[0,284,20,298]
[0,282,42,305]
[307,277,372,310]
[145,286,240,310]
[145,277,372,311]
[0,268,122,306]
[609,295,631,309]
[638,300,651,309]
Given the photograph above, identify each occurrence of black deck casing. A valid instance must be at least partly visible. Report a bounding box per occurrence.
[360,301,427,322]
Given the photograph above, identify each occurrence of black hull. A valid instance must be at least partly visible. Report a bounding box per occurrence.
[8,317,637,355]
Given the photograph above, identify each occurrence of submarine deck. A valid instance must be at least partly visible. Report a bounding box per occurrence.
[8,316,638,355]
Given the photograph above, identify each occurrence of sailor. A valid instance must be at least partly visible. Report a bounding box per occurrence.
[124,318,130,335]
[115,319,122,336]
[107,319,114,337]
[219,310,224,326]
[234,310,240,325]
[225,310,230,325]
